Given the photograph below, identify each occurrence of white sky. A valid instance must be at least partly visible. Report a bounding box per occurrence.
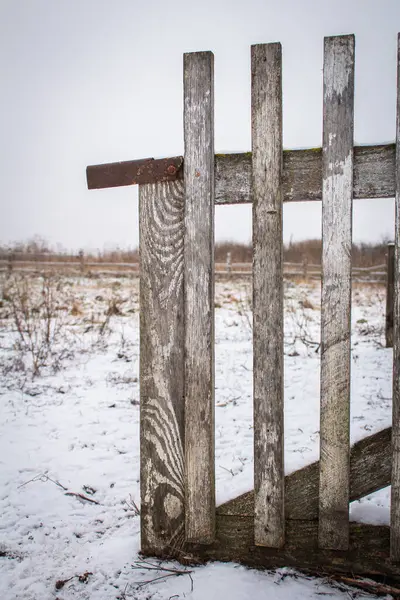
[0,0,398,252]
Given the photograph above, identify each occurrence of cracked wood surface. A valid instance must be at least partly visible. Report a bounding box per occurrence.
[391,32,400,561]
[251,42,284,549]
[184,51,215,544]
[319,34,354,551]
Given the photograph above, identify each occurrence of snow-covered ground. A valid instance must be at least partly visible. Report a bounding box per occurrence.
[0,274,393,599]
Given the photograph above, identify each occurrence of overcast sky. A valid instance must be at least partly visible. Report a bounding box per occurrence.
[0,0,399,252]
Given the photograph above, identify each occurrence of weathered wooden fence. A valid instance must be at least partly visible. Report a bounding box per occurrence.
[0,253,140,277]
[0,251,389,282]
[86,34,400,576]
[217,257,388,281]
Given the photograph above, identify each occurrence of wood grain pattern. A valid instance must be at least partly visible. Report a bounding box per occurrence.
[391,32,400,561]
[139,180,185,555]
[319,34,354,551]
[252,43,284,548]
[183,51,215,544]
[184,519,400,579]
[218,427,391,520]
[214,143,395,204]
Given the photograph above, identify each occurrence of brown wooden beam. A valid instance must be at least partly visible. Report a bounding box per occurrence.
[86,156,184,189]
[215,143,396,204]
[182,519,400,579]
[86,144,395,201]
[217,427,391,520]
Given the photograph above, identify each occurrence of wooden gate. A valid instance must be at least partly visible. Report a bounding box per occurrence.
[87,33,400,576]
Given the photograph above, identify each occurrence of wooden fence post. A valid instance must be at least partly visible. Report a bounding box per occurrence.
[79,250,85,274]
[302,255,308,280]
[7,250,13,276]
[226,251,232,275]
[184,51,215,544]
[386,243,394,348]
[319,34,354,551]
[139,180,186,555]
[391,32,400,561]
[252,42,285,548]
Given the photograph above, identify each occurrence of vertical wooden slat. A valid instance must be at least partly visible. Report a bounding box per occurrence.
[319,34,355,551]
[386,242,395,348]
[252,43,285,548]
[184,51,215,543]
[391,32,400,561]
[139,180,185,555]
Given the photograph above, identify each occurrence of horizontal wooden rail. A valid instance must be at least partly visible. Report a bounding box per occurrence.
[1,260,384,271]
[185,521,396,578]
[0,260,138,268]
[0,258,388,282]
[216,144,395,204]
[0,259,387,270]
[86,144,395,203]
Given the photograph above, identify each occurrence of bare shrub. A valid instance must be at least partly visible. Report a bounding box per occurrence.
[97,286,127,337]
[285,295,320,356]
[2,273,70,376]
[232,281,320,355]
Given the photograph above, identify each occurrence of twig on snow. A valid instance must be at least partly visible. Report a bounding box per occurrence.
[129,559,194,593]
[18,473,68,491]
[122,494,140,516]
[18,472,100,505]
[219,465,235,476]
[326,574,400,597]
[65,492,99,505]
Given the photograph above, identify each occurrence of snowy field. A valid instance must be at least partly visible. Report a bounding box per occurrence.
[0,273,393,599]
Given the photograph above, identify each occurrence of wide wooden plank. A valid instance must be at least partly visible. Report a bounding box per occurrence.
[215,144,395,204]
[182,518,400,579]
[319,34,355,551]
[391,32,400,561]
[184,51,215,544]
[87,156,183,189]
[87,144,395,200]
[252,42,284,548]
[139,180,185,555]
[217,427,391,519]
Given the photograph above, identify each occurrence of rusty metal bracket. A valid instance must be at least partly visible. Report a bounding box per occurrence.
[86,156,184,190]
